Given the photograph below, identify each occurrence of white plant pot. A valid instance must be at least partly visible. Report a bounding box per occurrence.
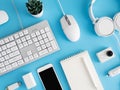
[32,10,43,18]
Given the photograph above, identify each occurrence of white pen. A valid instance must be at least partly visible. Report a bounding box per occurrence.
[107,66,120,77]
[82,58,98,89]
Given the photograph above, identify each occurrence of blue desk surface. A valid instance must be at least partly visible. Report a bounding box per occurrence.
[0,0,120,90]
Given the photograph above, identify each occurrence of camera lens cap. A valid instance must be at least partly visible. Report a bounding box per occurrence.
[106,50,113,57]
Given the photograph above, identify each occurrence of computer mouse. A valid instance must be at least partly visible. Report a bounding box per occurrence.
[0,10,9,25]
[60,15,80,42]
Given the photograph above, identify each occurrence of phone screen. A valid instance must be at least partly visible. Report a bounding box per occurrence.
[39,67,62,90]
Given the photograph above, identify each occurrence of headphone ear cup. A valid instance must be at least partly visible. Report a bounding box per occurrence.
[114,12,120,31]
[94,17,114,37]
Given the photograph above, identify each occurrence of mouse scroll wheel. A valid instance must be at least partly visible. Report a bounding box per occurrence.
[65,15,71,25]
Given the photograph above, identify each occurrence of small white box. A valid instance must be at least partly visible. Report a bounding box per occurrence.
[96,47,115,63]
[22,72,36,89]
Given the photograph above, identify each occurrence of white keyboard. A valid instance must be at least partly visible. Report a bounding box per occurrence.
[0,20,60,75]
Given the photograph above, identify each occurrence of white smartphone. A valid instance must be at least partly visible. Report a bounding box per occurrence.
[37,64,63,90]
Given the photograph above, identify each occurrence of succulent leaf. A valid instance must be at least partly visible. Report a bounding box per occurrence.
[26,0,43,15]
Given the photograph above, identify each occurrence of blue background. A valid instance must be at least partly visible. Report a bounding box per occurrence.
[0,0,120,90]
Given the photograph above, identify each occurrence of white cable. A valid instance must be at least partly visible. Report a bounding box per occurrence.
[11,0,24,30]
[91,0,96,4]
[57,0,65,15]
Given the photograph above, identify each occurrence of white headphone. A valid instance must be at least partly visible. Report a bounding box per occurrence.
[89,0,120,37]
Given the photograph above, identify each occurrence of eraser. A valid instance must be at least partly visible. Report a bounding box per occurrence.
[22,72,36,89]
[6,82,21,90]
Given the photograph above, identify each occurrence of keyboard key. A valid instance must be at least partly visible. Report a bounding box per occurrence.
[18,44,23,49]
[9,52,15,58]
[19,32,24,37]
[14,51,20,56]
[21,37,26,42]
[2,45,7,50]
[9,36,14,41]
[24,57,29,62]
[0,40,5,45]
[9,58,15,64]
[38,35,42,40]
[42,34,47,38]
[29,55,34,60]
[33,53,38,59]
[28,40,33,45]
[11,46,18,52]
[16,39,21,44]
[31,33,36,38]
[48,47,53,52]
[17,60,24,65]
[16,55,22,60]
[23,42,28,47]
[26,35,31,40]
[39,40,44,45]
[27,50,32,56]
[45,27,50,32]
[40,29,45,34]
[12,62,18,68]
[6,65,12,71]
[33,38,38,42]
[9,52,16,58]
[51,40,57,50]
[0,57,5,62]
[14,34,19,39]
[0,67,6,73]
[35,42,39,47]
[1,51,6,56]
[46,42,51,47]
[6,43,10,48]
[47,32,53,41]
[4,55,9,60]
[8,41,16,48]
[23,30,28,35]
[0,63,4,68]
[36,31,40,36]
[44,38,49,43]
[37,47,42,51]
[4,38,9,43]
[6,49,11,54]
[39,49,48,56]
[4,61,9,66]
[41,45,46,49]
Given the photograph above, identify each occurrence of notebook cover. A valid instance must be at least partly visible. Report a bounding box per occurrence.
[61,51,104,90]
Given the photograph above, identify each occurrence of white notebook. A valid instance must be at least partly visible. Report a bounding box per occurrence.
[61,51,104,90]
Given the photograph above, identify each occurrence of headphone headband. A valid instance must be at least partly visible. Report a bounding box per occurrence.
[89,0,98,24]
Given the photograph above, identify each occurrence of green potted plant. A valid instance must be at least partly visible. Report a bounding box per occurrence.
[26,0,43,18]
